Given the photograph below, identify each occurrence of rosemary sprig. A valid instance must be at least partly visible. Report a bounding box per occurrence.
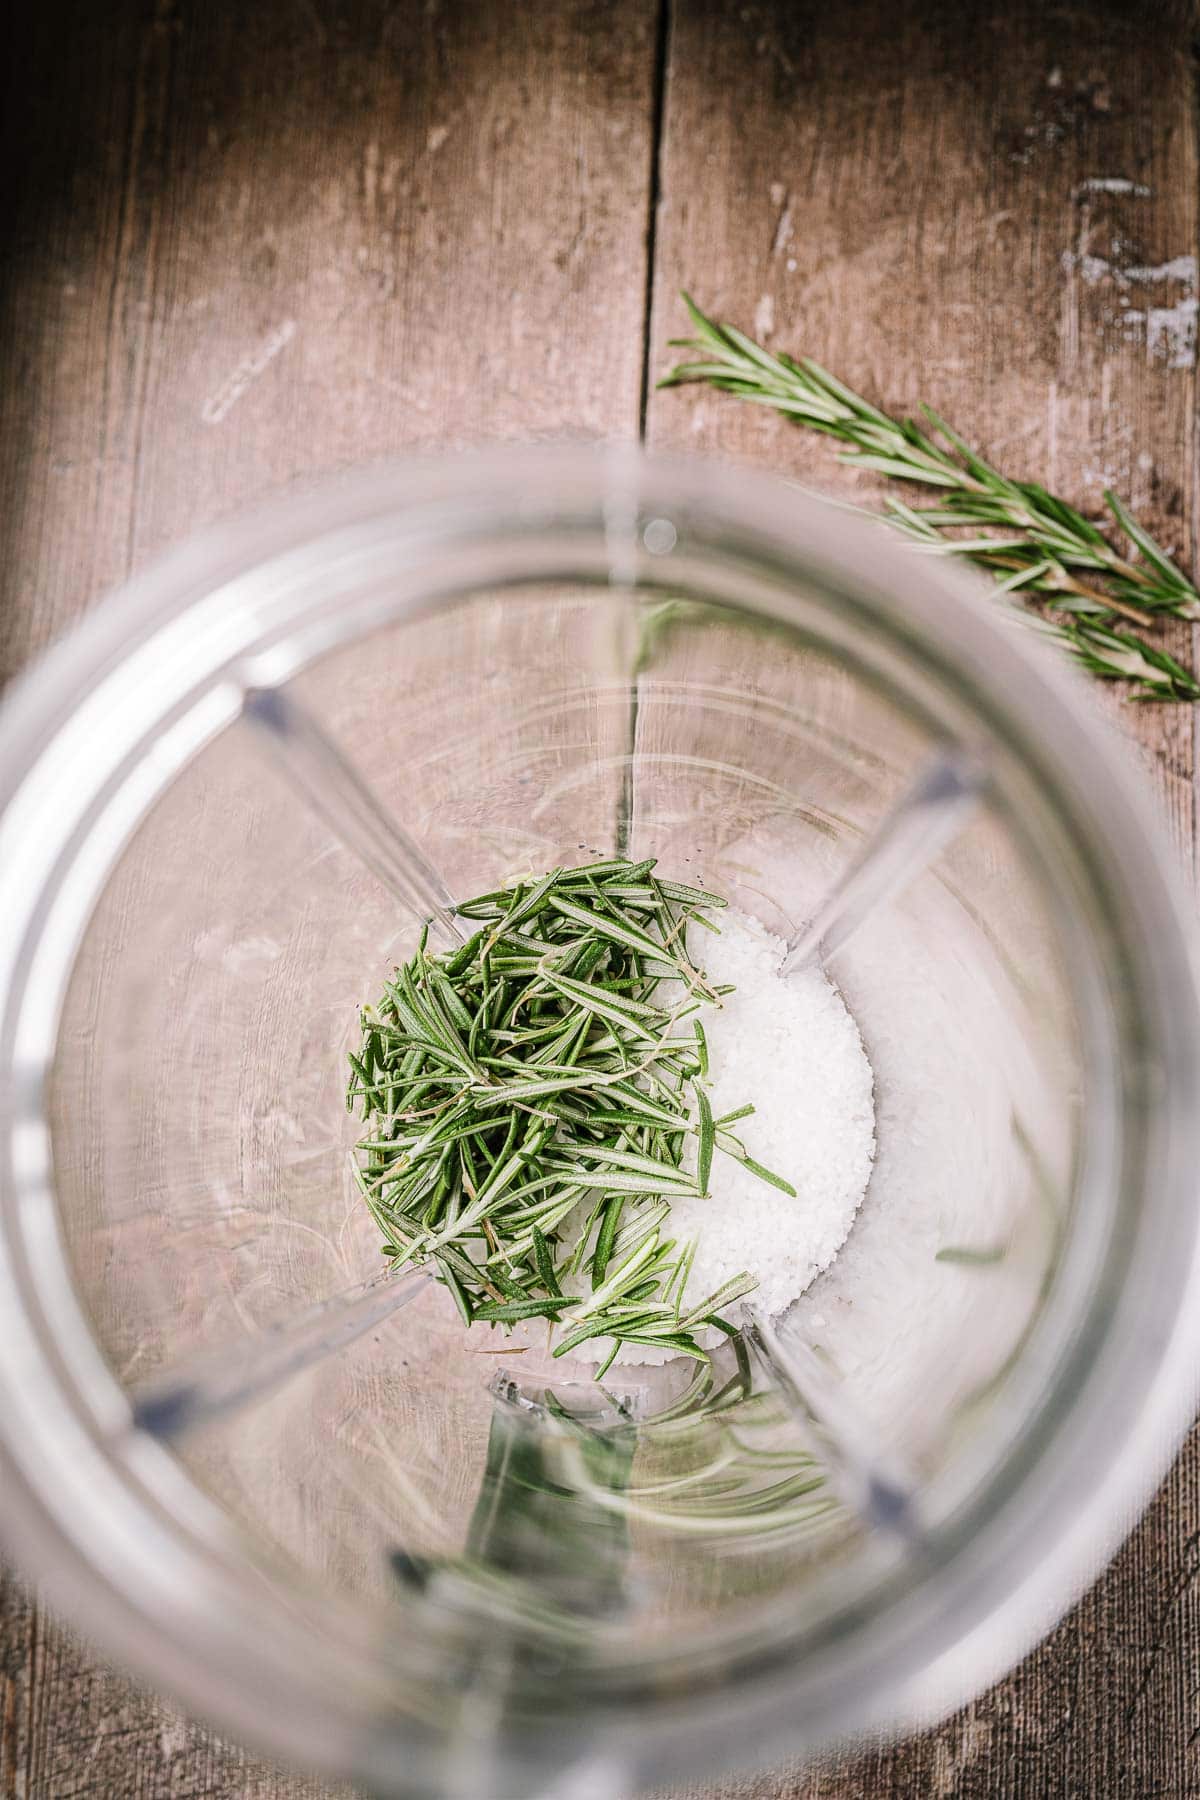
[348,859,791,1373]
[660,293,1200,702]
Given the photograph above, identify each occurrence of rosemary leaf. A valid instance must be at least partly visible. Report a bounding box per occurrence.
[661,292,1200,701]
[347,856,774,1377]
[694,1081,715,1195]
[474,1296,580,1324]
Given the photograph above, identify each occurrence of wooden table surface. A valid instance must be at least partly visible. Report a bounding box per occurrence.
[2,0,1199,1794]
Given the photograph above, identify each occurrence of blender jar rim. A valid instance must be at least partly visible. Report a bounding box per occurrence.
[0,443,1198,1788]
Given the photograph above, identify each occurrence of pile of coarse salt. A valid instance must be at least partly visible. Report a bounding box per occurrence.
[605,909,876,1365]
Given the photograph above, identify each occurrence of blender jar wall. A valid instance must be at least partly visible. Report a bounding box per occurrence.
[51,580,1065,1572]
[0,449,1197,1795]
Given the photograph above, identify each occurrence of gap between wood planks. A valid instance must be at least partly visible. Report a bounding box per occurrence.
[638,0,673,439]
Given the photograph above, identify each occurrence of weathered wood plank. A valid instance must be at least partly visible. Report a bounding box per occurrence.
[0,0,658,1794]
[0,0,658,684]
[0,1563,36,1800]
[3,0,1200,1792]
[648,2,1199,1797]
[648,0,1197,849]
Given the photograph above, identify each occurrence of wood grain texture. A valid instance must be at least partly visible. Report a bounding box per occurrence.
[648,2,1200,1797]
[2,0,1200,1794]
[647,0,1197,857]
[0,0,658,684]
[0,0,657,1794]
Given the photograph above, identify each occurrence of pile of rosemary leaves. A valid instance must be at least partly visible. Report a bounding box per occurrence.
[347,857,794,1378]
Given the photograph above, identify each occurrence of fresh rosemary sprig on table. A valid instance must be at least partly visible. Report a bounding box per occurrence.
[660,293,1200,702]
[347,858,792,1379]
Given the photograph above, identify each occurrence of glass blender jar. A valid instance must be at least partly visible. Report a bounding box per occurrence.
[0,446,1198,1797]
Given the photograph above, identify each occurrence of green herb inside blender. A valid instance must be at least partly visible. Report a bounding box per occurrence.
[347,858,794,1377]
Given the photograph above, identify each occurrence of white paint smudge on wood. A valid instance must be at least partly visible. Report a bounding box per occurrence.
[200,319,297,425]
[1062,249,1197,288]
[1124,297,1199,369]
[1075,177,1151,196]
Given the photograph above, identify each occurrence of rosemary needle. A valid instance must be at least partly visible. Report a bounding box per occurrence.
[348,858,789,1373]
[660,292,1200,702]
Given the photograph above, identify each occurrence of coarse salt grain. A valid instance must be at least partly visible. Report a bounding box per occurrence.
[596,909,875,1365]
